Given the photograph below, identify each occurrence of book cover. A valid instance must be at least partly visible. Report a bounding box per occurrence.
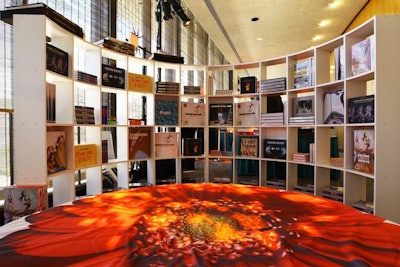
[351,36,375,76]
[263,139,287,159]
[334,45,345,80]
[348,95,374,123]
[101,64,125,89]
[129,127,152,159]
[155,132,179,158]
[182,138,204,156]
[181,102,205,126]
[46,82,56,123]
[235,100,259,126]
[3,185,48,224]
[155,99,179,125]
[240,76,257,94]
[74,144,97,169]
[46,43,68,77]
[127,72,153,93]
[47,131,66,174]
[209,103,233,126]
[74,106,95,124]
[324,89,344,124]
[294,57,314,89]
[237,136,259,157]
[353,129,374,174]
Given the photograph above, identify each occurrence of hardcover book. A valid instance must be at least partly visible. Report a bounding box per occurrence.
[240,76,257,94]
[263,139,287,159]
[3,185,48,224]
[324,90,344,124]
[209,103,233,126]
[155,132,179,158]
[294,57,314,89]
[155,99,179,125]
[182,138,204,156]
[46,43,68,77]
[47,131,66,174]
[181,102,205,126]
[235,100,259,126]
[237,136,259,157]
[74,106,95,124]
[74,144,97,169]
[353,129,374,174]
[127,73,153,93]
[129,127,152,159]
[351,35,375,76]
[46,82,56,123]
[348,95,374,123]
[101,64,126,89]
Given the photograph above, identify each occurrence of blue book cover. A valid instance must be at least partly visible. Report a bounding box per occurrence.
[155,99,179,125]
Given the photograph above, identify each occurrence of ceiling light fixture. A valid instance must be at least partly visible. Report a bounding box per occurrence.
[312,35,322,41]
[328,1,340,8]
[319,20,329,27]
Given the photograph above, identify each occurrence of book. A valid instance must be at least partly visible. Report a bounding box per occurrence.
[334,45,345,80]
[155,99,179,125]
[75,71,98,84]
[353,129,374,174]
[74,144,97,169]
[181,102,205,126]
[3,185,48,224]
[235,100,259,126]
[129,127,152,159]
[348,95,375,124]
[47,131,66,174]
[46,82,56,123]
[237,136,259,157]
[46,43,68,77]
[263,139,287,159]
[294,57,314,89]
[155,132,179,158]
[0,3,84,38]
[351,35,375,76]
[101,64,126,89]
[127,72,153,93]
[240,76,257,94]
[182,138,204,156]
[209,103,233,126]
[352,200,374,214]
[74,106,95,124]
[324,89,344,124]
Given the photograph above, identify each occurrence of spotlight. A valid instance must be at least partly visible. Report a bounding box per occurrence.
[160,0,173,21]
[170,0,191,27]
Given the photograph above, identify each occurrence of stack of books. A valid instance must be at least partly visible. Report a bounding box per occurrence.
[322,185,343,202]
[156,82,180,94]
[289,116,315,125]
[266,179,286,190]
[352,200,374,214]
[184,85,201,94]
[261,112,284,125]
[75,71,98,85]
[292,152,310,162]
[294,184,314,195]
[95,37,135,56]
[215,89,233,95]
[260,77,286,93]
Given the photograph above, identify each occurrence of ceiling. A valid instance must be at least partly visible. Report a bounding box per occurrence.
[183,0,369,64]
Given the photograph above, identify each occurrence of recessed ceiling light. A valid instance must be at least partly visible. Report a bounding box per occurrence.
[251,17,259,22]
[312,35,322,41]
[319,20,329,27]
[328,1,340,8]
[256,37,263,41]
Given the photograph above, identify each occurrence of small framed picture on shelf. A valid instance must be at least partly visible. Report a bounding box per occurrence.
[293,96,314,117]
[240,76,256,94]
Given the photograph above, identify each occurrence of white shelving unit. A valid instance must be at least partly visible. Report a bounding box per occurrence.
[12,14,400,223]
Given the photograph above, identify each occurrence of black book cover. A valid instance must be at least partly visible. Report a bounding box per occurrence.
[263,139,287,159]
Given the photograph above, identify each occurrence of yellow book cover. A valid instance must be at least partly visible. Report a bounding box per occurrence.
[127,72,153,93]
[74,144,97,169]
